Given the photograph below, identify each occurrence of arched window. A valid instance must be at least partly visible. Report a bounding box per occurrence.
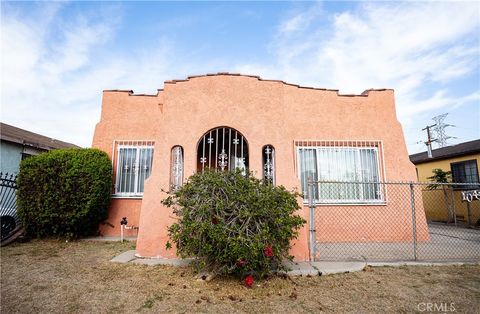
[262,145,275,184]
[197,127,249,173]
[170,146,184,190]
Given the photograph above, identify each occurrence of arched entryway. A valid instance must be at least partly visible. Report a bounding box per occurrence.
[196,126,249,172]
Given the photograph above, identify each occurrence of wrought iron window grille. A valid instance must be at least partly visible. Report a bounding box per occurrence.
[113,140,154,197]
[294,140,385,204]
[170,146,184,191]
[262,145,275,184]
[197,127,249,173]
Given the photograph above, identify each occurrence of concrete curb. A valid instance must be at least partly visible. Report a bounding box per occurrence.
[110,251,367,276]
[313,261,366,275]
[367,261,480,267]
[131,257,193,267]
[280,261,320,276]
[81,237,137,242]
[110,250,479,276]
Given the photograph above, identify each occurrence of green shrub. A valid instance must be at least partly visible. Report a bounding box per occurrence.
[163,170,306,278]
[17,148,112,239]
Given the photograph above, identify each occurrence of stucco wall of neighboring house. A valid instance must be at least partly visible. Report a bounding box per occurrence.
[1,141,23,175]
[414,154,480,223]
[1,140,51,176]
[415,154,480,182]
[92,74,429,261]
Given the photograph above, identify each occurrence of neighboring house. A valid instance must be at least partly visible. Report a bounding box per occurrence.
[0,122,79,175]
[410,139,480,224]
[92,73,429,261]
[0,122,79,240]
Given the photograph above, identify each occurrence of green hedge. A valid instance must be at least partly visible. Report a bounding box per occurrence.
[17,148,112,238]
[163,170,306,279]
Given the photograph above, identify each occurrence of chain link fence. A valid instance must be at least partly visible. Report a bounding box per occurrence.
[307,180,480,262]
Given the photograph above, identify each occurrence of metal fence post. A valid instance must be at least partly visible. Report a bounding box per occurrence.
[307,176,316,261]
[409,182,418,261]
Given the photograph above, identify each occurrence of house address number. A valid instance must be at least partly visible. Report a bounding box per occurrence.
[461,190,480,203]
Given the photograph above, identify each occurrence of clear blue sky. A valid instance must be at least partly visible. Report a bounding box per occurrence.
[1,1,479,151]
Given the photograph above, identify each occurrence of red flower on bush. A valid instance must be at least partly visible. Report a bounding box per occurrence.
[264,245,274,257]
[244,274,254,288]
[236,259,246,267]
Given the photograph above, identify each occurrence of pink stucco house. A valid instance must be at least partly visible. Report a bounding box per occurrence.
[92,73,428,261]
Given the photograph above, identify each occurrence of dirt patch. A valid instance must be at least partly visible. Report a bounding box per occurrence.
[1,240,479,313]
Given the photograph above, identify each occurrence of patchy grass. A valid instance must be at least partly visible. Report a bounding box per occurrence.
[1,240,479,313]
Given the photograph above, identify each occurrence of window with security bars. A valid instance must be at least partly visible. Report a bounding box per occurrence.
[170,146,184,191]
[296,140,384,203]
[114,141,154,196]
[451,160,479,189]
[262,145,275,184]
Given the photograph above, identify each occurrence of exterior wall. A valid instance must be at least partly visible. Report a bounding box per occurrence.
[415,154,480,182]
[99,198,142,237]
[420,189,480,224]
[92,74,428,261]
[92,92,162,235]
[1,141,47,175]
[414,154,480,223]
[0,141,23,174]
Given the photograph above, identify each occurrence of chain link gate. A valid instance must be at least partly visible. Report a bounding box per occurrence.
[307,179,480,262]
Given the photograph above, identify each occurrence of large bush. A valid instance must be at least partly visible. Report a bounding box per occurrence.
[163,170,306,278]
[17,148,112,238]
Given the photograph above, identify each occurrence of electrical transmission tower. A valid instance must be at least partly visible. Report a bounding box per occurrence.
[432,113,454,148]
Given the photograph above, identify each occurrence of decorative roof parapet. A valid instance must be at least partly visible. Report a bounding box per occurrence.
[102,89,159,97]
[103,89,134,94]
[361,88,393,95]
[103,73,394,97]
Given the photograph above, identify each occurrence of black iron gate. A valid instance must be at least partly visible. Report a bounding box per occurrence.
[0,172,20,243]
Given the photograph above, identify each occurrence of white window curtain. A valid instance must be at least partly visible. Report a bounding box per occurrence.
[116,147,154,196]
[298,147,382,203]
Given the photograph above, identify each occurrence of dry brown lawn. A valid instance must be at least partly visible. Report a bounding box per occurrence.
[1,240,479,313]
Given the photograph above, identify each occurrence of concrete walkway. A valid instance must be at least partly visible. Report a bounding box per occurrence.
[82,236,137,242]
[111,250,365,276]
[111,250,478,276]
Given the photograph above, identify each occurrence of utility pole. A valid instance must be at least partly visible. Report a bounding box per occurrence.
[422,124,437,158]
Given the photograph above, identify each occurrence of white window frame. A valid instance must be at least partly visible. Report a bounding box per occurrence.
[114,143,154,198]
[296,142,385,205]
